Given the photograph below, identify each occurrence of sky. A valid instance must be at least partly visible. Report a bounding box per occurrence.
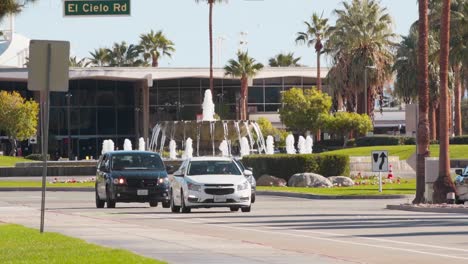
[12,0,418,68]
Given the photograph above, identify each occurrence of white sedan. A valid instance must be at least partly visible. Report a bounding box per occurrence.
[169,157,252,213]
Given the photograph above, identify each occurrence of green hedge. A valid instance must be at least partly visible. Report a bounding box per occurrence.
[242,154,349,182]
[450,136,468,144]
[25,154,50,161]
[355,136,400,146]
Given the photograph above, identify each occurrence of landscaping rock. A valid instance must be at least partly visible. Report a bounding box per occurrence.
[288,173,333,188]
[329,176,355,187]
[256,175,287,187]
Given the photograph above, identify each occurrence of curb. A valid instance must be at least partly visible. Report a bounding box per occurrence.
[257,191,410,200]
[387,204,468,214]
[0,187,93,192]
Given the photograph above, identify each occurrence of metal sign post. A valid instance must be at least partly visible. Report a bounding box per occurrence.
[372,150,389,193]
[28,40,69,233]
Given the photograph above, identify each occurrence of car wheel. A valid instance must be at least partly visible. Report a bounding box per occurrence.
[170,189,180,213]
[162,201,171,208]
[180,191,191,213]
[106,187,116,208]
[230,207,239,212]
[251,193,256,203]
[95,188,105,208]
[149,201,158,207]
[241,206,251,213]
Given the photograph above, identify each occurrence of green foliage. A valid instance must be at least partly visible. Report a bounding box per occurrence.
[450,136,468,144]
[242,154,349,182]
[0,91,39,141]
[0,156,29,167]
[279,87,332,134]
[139,29,175,67]
[0,224,166,264]
[268,52,301,67]
[355,136,400,146]
[323,112,373,139]
[25,154,49,161]
[324,145,417,160]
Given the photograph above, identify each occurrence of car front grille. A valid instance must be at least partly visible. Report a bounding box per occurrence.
[126,179,156,188]
[204,188,235,195]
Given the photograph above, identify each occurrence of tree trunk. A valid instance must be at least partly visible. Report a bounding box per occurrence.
[433,0,456,203]
[152,54,159,67]
[454,64,462,136]
[316,50,321,91]
[241,76,248,120]
[429,101,437,140]
[8,137,17,156]
[209,1,214,94]
[413,0,430,204]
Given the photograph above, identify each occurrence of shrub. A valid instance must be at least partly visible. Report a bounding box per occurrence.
[242,154,349,182]
[403,137,416,145]
[355,136,400,146]
[25,154,50,161]
[450,136,468,144]
[313,139,345,153]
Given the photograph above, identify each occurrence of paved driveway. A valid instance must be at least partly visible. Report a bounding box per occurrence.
[0,192,467,264]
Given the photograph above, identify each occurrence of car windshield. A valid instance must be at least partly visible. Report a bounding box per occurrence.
[187,160,242,176]
[111,153,164,171]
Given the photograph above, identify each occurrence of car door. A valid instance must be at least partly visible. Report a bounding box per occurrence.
[96,154,109,198]
[171,160,187,204]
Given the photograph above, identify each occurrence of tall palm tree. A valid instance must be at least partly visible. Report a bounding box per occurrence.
[412,0,431,204]
[268,53,301,67]
[0,0,36,20]
[224,51,263,120]
[69,56,87,67]
[88,48,109,67]
[139,30,175,67]
[327,0,396,117]
[195,0,227,94]
[433,0,456,203]
[106,41,146,67]
[393,32,419,104]
[296,12,329,91]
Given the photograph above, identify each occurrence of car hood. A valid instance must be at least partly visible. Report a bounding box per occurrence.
[186,175,246,185]
[111,170,167,178]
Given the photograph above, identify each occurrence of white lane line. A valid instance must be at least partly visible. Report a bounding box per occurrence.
[165,217,468,261]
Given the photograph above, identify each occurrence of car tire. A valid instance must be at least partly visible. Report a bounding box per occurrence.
[162,201,171,208]
[180,191,191,213]
[149,201,158,207]
[95,188,105,208]
[106,187,116,208]
[251,193,256,203]
[230,207,239,212]
[170,190,180,213]
[241,206,251,213]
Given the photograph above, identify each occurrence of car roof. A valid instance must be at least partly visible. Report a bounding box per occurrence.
[107,151,161,156]
[187,156,234,162]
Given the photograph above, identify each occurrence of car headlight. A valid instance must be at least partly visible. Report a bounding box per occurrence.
[158,177,169,185]
[237,181,249,191]
[187,183,202,192]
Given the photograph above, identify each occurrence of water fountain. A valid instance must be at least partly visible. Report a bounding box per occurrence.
[266,135,275,155]
[240,137,250,157]
[139,137,145,151]
[123,139,132,151]
[285,134,296,154]
[169,140,177,159]
[150,89,267,158]
[305,136,313,154]
[182,138,193,159]
[297,136,307,154]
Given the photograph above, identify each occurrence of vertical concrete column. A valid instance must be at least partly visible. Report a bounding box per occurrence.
[142,79,150,146]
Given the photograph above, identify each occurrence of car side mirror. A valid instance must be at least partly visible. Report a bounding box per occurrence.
[166,165,175,174]
[456,169,463,175]
[173,171,184,177]
[246,167,253,172]
[243,170,253,177]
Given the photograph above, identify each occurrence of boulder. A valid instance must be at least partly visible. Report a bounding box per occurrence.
[288,173,333,188]
[257,175,287,187]
[329,176,355,187]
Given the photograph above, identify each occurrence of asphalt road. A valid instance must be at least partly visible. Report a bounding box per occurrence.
[1,192,468,264]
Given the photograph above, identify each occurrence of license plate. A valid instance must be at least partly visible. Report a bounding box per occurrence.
[137,189,148,196]
[214,196,226,203]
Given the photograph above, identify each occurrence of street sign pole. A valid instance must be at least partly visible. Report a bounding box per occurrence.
[379,172,382,193]
[39,43,52,233]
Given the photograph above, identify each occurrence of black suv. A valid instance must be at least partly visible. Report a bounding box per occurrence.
[95,151,170,208]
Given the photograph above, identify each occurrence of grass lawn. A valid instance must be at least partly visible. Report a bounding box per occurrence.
[0,181,94,188]
[429,145,468,159]
[257,179,416,196]
[0,156,31,167]
[323,145,416,160]
[0,224,166,264]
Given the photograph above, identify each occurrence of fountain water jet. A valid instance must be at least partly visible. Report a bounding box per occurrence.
[305,136,313,154]
[182,138,193,159]
[139,137,145,151]
[240,137,250,157]
[298,136,306,154]
[219,140,229,157]
[169,140,177,159]
[286,134,296,154]
[202,89,215,121]
[266,136,275,155]
[123,139,132,151]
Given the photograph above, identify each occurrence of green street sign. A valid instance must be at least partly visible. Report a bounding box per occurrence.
[64,0,130,16]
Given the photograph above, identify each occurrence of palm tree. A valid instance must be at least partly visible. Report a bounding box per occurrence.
[195,0,227,94]
[296,12,329,91]
[0,0,36,20]
[224,51,263,120]
[393,32,419,104]
[88,48,109,67]
[106,41,146,67]
[268,53,301,67]
[139,30,175,67]
[327,0,396,117]
[69,56,87,67]
[433,0,456,203]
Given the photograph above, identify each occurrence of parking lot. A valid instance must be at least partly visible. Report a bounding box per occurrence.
[1,192,468,264]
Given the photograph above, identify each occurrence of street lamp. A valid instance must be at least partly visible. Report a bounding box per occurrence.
[65,93,72,159]
[364,65,377,115]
